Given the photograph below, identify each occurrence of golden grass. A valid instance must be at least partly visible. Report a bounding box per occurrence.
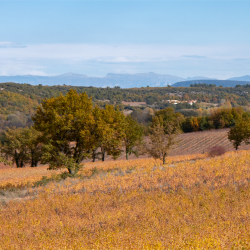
[0,154,203,189]
[0,151,250,249]
[0,165,63,189]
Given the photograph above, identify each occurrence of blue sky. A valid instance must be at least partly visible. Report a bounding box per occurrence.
[0,0,250,79]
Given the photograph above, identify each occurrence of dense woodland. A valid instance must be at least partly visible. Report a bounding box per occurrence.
[1,81,250,106]
[0,81,250,130]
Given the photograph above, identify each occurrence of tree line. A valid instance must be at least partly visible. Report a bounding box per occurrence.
[2,81,250,134]
[1,89,250,172]
[1,81,250,107]
[181,107,250,132]
[0,90,145,173]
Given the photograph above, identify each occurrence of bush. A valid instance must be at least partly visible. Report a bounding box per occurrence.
[177,109,200,117]
[208,146,226,157]
[7,114,19,122]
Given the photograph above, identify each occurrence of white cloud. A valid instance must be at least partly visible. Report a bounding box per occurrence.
[0,41,26,48]
[182,55,207,59]
[0,43,250,78]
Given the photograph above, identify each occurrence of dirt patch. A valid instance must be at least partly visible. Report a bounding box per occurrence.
[0,188,36,204]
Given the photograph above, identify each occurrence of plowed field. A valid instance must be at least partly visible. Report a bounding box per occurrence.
[170,128,250,156]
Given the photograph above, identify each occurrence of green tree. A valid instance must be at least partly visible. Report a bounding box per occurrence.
[0,127,42,168]
[88,105,106,162]
[199,116,207,131]
[182,117,194,133]
[124,116,144,160]
[86,105,126,162]
[1,127,29,167]
[99,105,126,161]
[131,107,154,125]
[228,119,250,150]
[22,127,43,167]
[32,89,94,174]
[154,107,184,133]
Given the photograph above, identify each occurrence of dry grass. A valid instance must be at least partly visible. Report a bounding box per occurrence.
[0,151,250,249]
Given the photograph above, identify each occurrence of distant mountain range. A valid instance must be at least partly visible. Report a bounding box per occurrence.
[227,75,250,82]
[0,72,249,88]
[172,79,250,87]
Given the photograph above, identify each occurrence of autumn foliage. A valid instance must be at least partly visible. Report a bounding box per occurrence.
[0,151,250,249]
[1,89,250,249]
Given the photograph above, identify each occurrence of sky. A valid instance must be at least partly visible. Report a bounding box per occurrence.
[0,0,250,79]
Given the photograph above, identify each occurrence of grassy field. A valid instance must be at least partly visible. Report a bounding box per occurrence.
[0,150,250,249]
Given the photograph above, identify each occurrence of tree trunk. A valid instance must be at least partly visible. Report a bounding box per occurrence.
[31,155,35,167]
[126,150,129,160]
[68,167,75,175]
[163,155,166,164]
[31,151,35,167]
[92,150,96,162]
[31,159,38,167]
[102,149,105,162]
[15,158,20,168]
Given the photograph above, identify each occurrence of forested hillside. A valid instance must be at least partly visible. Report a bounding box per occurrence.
[1,81,250,130]
[0,91,38,115]
[1,82,250,105]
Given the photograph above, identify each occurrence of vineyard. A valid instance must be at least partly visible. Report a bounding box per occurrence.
[170,128,250,156]
[0,150,250,249]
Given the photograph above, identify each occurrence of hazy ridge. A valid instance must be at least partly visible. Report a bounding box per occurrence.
[0,72,250,88]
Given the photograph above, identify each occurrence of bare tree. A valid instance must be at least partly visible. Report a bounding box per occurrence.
[147,119,180,164]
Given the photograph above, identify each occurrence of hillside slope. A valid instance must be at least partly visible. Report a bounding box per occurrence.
[0,90,39,115]
[1,151,250,249]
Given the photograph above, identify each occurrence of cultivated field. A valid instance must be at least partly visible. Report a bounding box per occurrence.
[170,128,250,156]
[0,150,250,249]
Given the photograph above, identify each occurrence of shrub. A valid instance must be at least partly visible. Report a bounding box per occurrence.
[177,109,200,117]
[7,114,19,122]
[208,146,226,157]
